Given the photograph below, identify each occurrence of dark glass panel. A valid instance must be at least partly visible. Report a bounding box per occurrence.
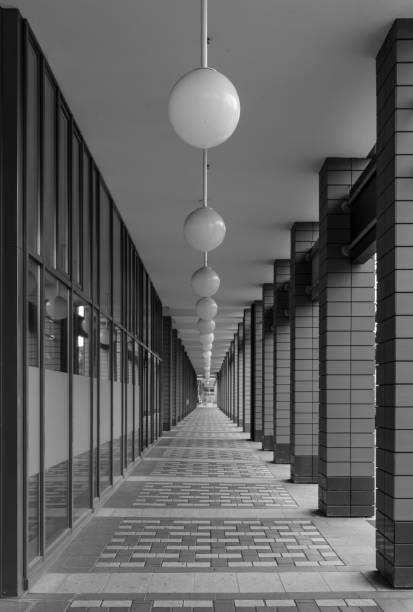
[73,297,91,520]
[43,72,56,267]
[134,343,140,457]
[72,135,81,285]
[99,183,111,313]
[113,212,121,323]
[113,326,122,477]
[44,274,69,547]
[82,154,91,296]
[57,106,69,273]
[126,337,134,465]
[27,259,40,561]
[99,316,111,491]
[26,42,40,254]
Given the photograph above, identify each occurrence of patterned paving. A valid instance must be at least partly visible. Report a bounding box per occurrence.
[63,597,384,610]
[28,404,411,612]
[131,482,296,508]
[150,461,274,479]
[94,518,343,570]
[156,450,255,461]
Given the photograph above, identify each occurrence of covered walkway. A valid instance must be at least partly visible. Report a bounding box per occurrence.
[10,405,413,612]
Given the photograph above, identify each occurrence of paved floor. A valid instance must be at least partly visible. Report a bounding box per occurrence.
[11,405,413,611]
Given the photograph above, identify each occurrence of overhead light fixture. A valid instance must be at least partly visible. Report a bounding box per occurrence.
[196,297,218,320]
[170,0,240,382]
[168,1,240,148]
[191,265,220,297]
[197,318,215,334]
[184,206,226,252]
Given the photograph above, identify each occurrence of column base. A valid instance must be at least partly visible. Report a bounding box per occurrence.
[274,443,290,463]
[243,423,251,433]
[262,435,274,451]
[291,455,318,483]
[318,476,374,517]
[252,430,263,443]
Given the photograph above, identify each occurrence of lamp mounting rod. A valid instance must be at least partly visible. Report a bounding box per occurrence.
[201,0,208,68]
[202,149,208,207]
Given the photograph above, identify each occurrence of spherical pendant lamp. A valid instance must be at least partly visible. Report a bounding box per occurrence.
[203,343,213,351]
[45,295,67,321]
[169,68,240,149]
[196,297,217,320]
[191,265,220,297]
[197,318,215,334]
[199,332,214,345]
[184,206,226,252]
[202,350,212,359]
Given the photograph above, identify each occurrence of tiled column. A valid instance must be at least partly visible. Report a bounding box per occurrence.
[318,158,375,517]
[243,308,252,433]
[171,328,177,426]
[251,301,263,441]
[274,260,291,463]
[237,322,244,427]
[290,223,319,483]
[161,315,172,431]
[262,284,275,450]
[234,334,239,424]
[230,341,235,421]
[376,20,413,587]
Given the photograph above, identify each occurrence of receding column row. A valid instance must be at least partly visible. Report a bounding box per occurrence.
[217,17,413,588]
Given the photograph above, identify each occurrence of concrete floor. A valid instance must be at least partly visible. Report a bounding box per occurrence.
[9,405,413,611]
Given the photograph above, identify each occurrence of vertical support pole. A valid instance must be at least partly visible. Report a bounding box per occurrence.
[376,19,413,587]
[243,308,252,433]
[290,223,319,483]
[237,322,244,427]
[161,316,172,431]
[318,158,375,517]
[262,284,274,450]
[273,260,291,463]
[0,8,25,596]
[251,301,263,441]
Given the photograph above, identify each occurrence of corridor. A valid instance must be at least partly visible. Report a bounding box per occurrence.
[9,405,413,612]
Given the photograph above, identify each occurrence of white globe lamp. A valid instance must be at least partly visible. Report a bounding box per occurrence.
[184,206,226,252]
[197,319,215,334]
[196,297,217,320]
[169,68,240,149]
[199,332,214,345]
[191,265,220,297]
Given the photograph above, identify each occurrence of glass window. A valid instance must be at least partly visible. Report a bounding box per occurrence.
[126,337,134,465]
[99,316,111,492]
[27,259,40,561]
[113,326,122,477]
[72,134,81,286]
[113,212,121,323]
[134,343,140,457]
[43,72,56,267]
[44,274,69,547]
[82,154,91,297]
[26,42,40,255]
[73,297,91,520]
[57,105,69,274]
[99,183,111,314]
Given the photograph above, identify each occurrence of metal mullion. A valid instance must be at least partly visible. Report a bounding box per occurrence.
[68,288,73,529]
[21,20,29,585]
[38,53,46,563]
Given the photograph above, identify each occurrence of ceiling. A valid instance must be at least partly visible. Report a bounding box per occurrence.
[6,0,412,374]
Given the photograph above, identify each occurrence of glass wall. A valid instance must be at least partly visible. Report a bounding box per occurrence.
[24,29,165,569]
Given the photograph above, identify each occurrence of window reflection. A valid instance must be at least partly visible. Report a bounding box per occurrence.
[73,298,91,519]
[44,274,69,547]
[27,259,40,561]
[99,316,111,491]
